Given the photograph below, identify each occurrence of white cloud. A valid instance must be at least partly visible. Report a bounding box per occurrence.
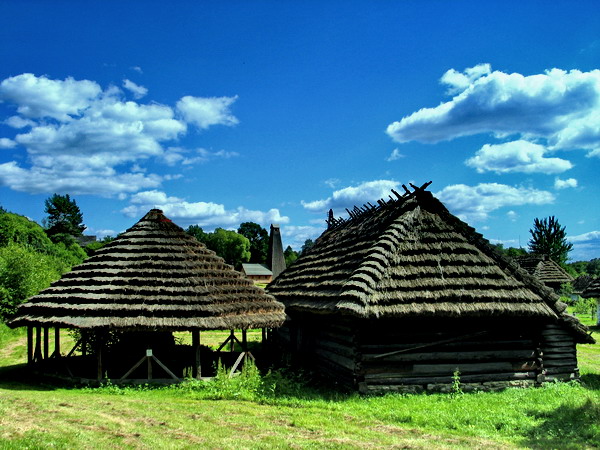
[554,177,578,189]
[161,147,239,166]
[123,190,289,229]
[0,73,101,121]
[302,179,401,214]
[123,79,148,99]
[387,66,600,157]
[465,140,573,174]
[567,231,600,261]
[440,63,491,95]
[386,148,404,161]
[176,95,239,129]
[507,210,518,222]
[0,73,239,197]
[0,138,16,148]
[435,183,555,223]
[281,225,325,250]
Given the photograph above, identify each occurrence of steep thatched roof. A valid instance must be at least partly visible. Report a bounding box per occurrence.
[582,277,600,299]
[267,183,592,342]
[10,209,285,331]
[516,255,574,286]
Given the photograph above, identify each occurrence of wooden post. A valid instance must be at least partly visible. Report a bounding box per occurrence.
[230,330,235,352]
[43,327,49,360]
[262,328,267,343]
[27,326,33,365]
[96,332,103,381]
[82,331,87,357]
[54,327,60,358]
[192,330,201,379]
[147,349,153,380]
[34,326,43,363]
[242,329,248,352]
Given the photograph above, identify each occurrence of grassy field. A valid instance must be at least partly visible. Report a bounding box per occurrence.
[1,320,599,449]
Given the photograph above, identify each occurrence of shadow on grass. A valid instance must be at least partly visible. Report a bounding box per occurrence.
[0,363,80,391]
[580,373,600,391]
[524,399,600,449]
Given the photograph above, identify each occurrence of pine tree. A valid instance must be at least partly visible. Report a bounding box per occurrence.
[528,216,573,265]
[43,194,86,238]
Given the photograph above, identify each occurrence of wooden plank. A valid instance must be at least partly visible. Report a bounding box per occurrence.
[315,348,357,371]
[120,355,148,380]
[364,371,537,385]
[34,327,42,363]
[543,359,577,368]
[362,349,535,363]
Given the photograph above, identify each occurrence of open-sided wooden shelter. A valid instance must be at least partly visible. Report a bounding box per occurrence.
[267,182,593,393]
[9,209,285,381]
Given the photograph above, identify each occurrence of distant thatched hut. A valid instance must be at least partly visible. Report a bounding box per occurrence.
[9,209,285,381]
[267,183,593,393]
[516,254,574,293]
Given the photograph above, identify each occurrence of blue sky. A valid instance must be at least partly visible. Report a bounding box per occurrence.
[0,1,599,260]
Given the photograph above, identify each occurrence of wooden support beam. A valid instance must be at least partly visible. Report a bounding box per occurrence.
[34,326,43,363]
[147,349,153,380]
[242,329,248,352]
[192,330,201,379]
[54,327,60,358]
[96,333,103,381]
[43,327,49,360]
[81,331,87,357]
[27,326,33,365]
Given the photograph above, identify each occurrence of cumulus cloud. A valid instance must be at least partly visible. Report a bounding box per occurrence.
[387,66,600,158]
[0,73,239,196]
[554,177,578,189]
[465,140,573,174]
[122,79,148,99]
[0,73,101,121]
[176,95,239,129]
[302,180,401,215]
[123,190,289,229]
[435,183,555,223]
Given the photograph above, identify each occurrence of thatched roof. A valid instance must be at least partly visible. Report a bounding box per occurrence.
[573,274,594,295]
[267,182,592,342]
[10,209,285,331]
[267,224,286,280]
[582,277,600,299]
[516,255,574,286]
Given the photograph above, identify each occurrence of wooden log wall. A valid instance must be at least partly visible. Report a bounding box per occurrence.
[276,316,581,394]
[539,323,579,382]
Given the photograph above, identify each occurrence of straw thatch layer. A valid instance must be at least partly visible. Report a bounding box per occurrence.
[516,255,574,287]
[10,209,285,330]
[268,185,592,343]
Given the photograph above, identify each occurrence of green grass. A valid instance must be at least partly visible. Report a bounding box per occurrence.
[1,322,599,449]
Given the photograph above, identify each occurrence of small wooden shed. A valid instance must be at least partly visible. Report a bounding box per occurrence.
[9,209,285,381]
[267,183,593,393]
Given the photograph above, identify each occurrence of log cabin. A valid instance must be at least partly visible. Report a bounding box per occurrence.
[267,182,594,393]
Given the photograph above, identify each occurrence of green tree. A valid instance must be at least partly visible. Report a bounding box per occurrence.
[284,245,299,267]
[204,228,251,269]
[301,239,315,254]
[186,225,207,244]
[528,216,573,265]
[237,222,268,264]
[44,193,86,239]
